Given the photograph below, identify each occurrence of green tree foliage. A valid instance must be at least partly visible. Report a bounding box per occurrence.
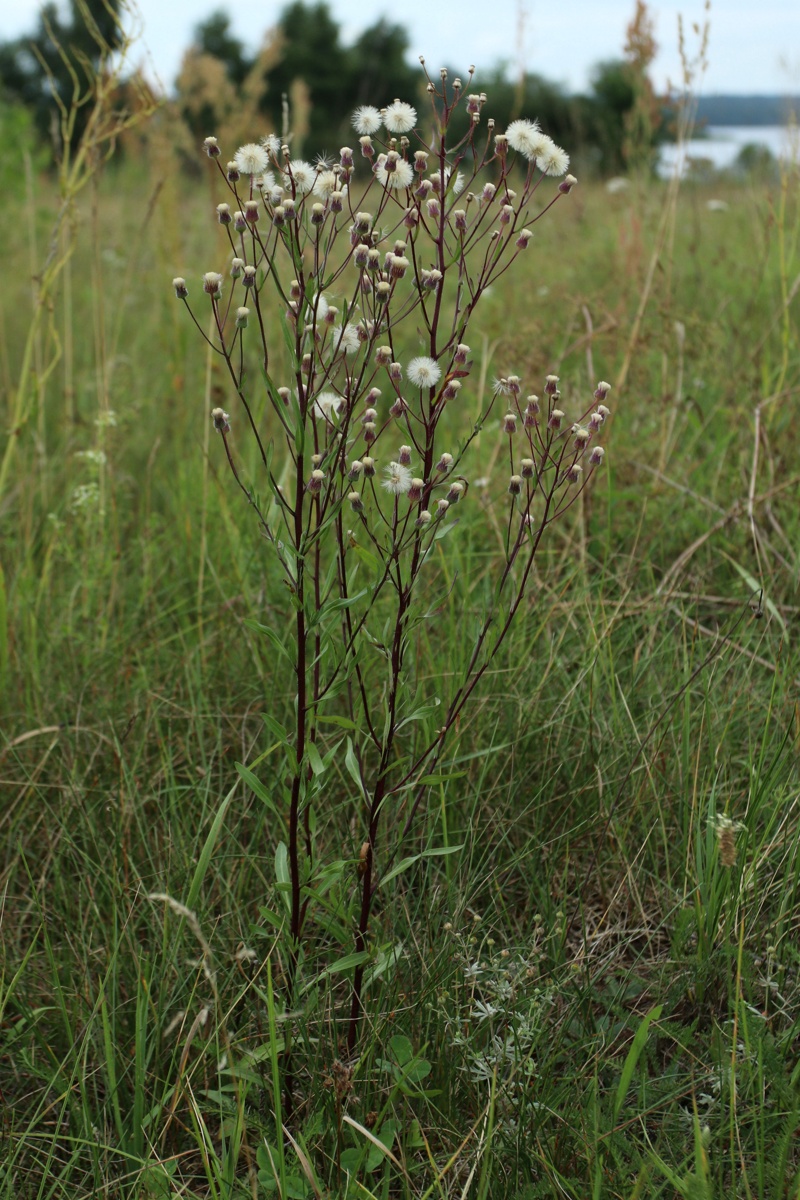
[343,19,419,113]
[444,67,586,158]
[259,1,349,152]
[182,3,423,159]
[585,60,636,175]
[0,0,124,152]
[192,10,250,89]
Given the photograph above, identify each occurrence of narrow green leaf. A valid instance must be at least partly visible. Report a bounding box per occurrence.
[313,714,358,730]
[186,781,238,910]
[378,844,463,890]
[344,737,364,795]
[236,763,279,816]
[306,742,325,776]
[613,1004,662,1121]
[244,619,294,664]
[395,697,441,731]
[275,842,291,913]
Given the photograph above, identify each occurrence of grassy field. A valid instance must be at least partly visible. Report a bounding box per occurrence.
[1,119,799,1199]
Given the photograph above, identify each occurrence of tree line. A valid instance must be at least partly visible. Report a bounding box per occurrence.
[0,0,671,174]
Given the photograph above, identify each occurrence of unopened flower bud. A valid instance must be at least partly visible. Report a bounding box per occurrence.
[203,272,223,295]
[414,150,429,172]
[363,421,377,444]
[494,134,508,157]
[311,203,325,225]
[521,458,534,478]
[359,136,374,158]
[597,403,611,420]
[173,277,188,299]
[443,379,461,400]
[500,204,514,225]
[277,387,291,405]
[362,408,377,425]
[203,136,221,158]
[330,190,344,212]
[226,163,239,183]
[348,490,364,512]
[398,444,412,466]
[446,481,465,504]
[230,257,244,278]
[390,255,409,279]
[403,207,419,229]
[244,200,259,223]
[355,211,373,234]
[416,178,433,199]
[573,427,590,449]
[566,463,582,484]
[503,412,517,434]
[588,411,603,432]
[482,182,496,202]
[416,509,432,527]
[559,174,577,194]
[307,469,325,493]
[361,456,376,477]
[375,345,392,366]
[436,452,453,472]
[235,306,249,328]
[367,248,381,272]
[282,197,296,217]
[353,243,370,268]
[426,197,440,219]
[455,343,470,365]
[548,409,564,430]
[508,474,522,495]
[545,375,560,396]
[233,210,247,231]
[588,446,605,466]
[436,498,450,517]
[272,206,286,227]
[243,265,257,288]
[340,146,354,168]
[516,228,534,248]
[216,203,231,224]
[211,406,230,431]
[408,477,424,502]
[453,209,467,231]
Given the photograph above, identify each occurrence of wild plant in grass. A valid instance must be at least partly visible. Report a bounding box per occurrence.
[174,63,610,1106]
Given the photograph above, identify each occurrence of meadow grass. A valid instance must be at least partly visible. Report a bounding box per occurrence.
[1,145,798,1199]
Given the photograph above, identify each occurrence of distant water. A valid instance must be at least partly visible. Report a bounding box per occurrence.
[658,125,798,176]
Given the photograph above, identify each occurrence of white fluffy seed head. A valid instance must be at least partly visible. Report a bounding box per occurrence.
[384,100,417,133]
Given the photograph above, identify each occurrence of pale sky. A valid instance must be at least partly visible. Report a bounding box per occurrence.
[2,0,799,96]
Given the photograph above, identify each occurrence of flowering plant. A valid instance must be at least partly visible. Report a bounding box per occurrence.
[174,63,610,1108]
